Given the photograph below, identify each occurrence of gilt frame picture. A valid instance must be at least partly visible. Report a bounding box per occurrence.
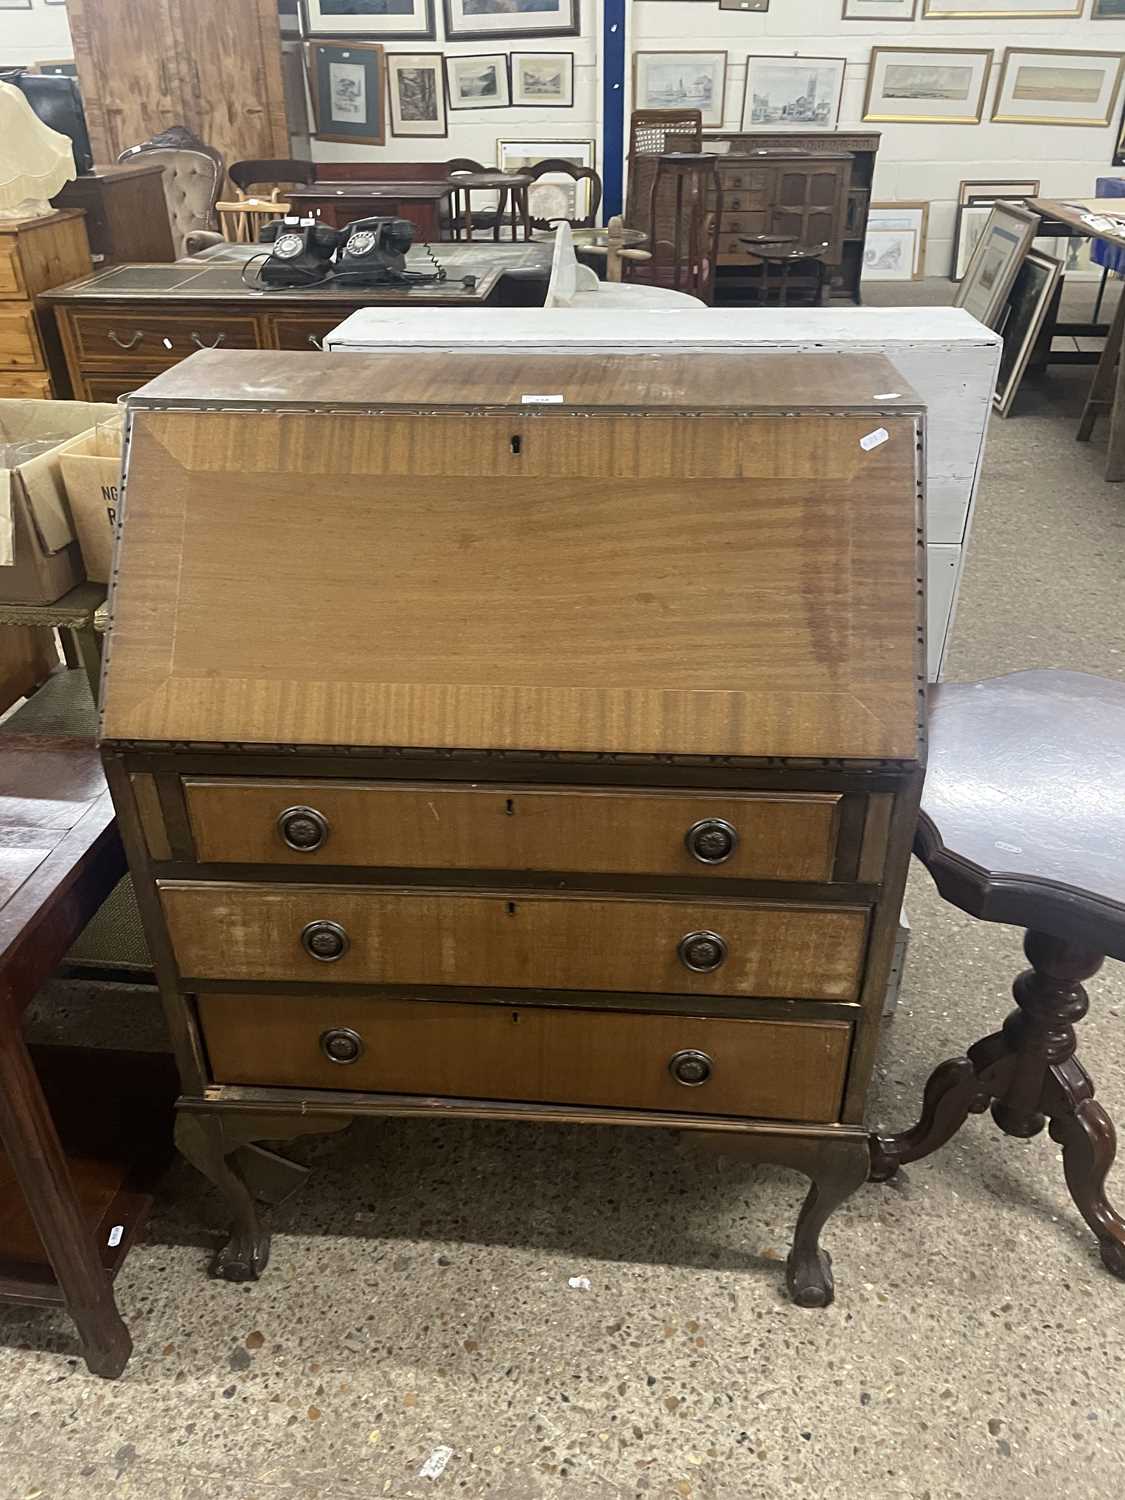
[864,46,994,124]
[991,48,1125,128]
[953,200,1040,329]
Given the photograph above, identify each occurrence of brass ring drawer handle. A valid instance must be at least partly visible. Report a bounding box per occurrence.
[190,331,227,350]
[107,330,143,349]
[320,1027,363,1064]
[684,818,738,865]
[678,930,727,973]
[669,1049,713,1086]
[301,919,349,962]
[278,804,330,851]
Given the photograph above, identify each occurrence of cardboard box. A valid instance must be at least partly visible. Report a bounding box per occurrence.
[58,421,123,586]
[0,399,117,603]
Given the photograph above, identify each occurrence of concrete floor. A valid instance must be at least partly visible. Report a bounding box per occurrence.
[2,282,1125,1499]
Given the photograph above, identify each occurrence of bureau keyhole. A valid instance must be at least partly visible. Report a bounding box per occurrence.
[507,900,517,915]
[505,798,515,815]
[510,435,522,455]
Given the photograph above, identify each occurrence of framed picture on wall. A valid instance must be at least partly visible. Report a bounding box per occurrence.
[0,2,32,9]
[498,138,596,220]
[863,47,993,124]
[1093,0,1125,15]
[843,0,916,18]
[741,55,845,130]
[953,201,1040,329]
[442,0,579,42]
[991,49,1125,128]
[386,52,447,136]
[868,202,928,276]
[719,0,770,11]
[446,53,511,110]
[922,0,1081,15]
[633,52,728,129]
[305,40,386,146]
[300,0,436,41]
[511,53,574,108]
[994,249,1062,417]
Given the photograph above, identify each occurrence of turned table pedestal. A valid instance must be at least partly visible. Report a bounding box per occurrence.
[871,670,1125,1278]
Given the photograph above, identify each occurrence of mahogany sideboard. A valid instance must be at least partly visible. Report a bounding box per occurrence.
[100,347,925,1309]
[38,246,553,402]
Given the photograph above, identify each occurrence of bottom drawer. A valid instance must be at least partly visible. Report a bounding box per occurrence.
[0,369,52,398]
[198,993,852,1123]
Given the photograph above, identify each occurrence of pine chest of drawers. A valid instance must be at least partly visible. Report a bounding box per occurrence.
[100,347,925,1306]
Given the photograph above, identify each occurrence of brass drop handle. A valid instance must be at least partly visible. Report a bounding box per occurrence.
[320,1027,363,1064]
[108,330,143,350]
[301,919,349,962]
[307,334,323,350]
[684,818,738,865]
[278,805,329,852]
[669,1049,713,1087]
[678,930,727,973]
[190,331,227,350]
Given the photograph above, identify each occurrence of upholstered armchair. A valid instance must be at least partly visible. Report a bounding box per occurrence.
[117,126,224,257]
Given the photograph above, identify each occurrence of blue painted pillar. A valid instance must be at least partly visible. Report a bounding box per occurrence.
[601,0,626,218]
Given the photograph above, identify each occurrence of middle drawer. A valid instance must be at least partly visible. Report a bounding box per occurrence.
[183,780,842,882]
[161,883,868,1000]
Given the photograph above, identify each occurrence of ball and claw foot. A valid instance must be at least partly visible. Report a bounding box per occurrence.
[211,1222,271,1283]
[786,1246,835,1308]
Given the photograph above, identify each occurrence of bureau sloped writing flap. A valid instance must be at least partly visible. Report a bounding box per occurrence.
[100,351,924,762]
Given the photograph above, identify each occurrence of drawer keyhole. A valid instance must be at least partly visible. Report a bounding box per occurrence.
[510,435,522,455]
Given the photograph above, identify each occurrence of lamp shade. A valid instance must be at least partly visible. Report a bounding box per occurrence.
[0,80,76,217]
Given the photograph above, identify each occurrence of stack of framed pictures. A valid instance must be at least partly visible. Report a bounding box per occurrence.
[993,249,1063,418]
[953,201,1041,330]
[865,202,928,281]
[953,181,1040,281]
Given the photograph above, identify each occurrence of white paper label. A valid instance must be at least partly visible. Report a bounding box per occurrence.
[418,1446,455,1480]
[521,394,564,404]
[860,427,889,452]
[873,392,901,401]
[108,1224,124,1248]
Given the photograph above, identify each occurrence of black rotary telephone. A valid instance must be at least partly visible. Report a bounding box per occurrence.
[257,217,340,287]
[335,217,415,280]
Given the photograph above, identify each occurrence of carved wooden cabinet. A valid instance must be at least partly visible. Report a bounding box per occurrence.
[695,130,881,303]
[101,348,925,1307]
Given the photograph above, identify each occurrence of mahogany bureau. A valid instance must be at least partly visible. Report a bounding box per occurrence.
[99,347,926,1307]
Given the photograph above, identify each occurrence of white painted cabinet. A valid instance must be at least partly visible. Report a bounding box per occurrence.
[326,306,999,679]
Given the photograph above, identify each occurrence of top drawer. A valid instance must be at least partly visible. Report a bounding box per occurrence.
[183,780,842,882]
[68,313,260,368]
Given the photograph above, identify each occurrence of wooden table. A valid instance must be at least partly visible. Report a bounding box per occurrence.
[37,245,554,402]
[1030,198,1125,479]
[448,171,531,243]
[287,181,453,240]
[0,735,174,1376]
[0,583,108,699]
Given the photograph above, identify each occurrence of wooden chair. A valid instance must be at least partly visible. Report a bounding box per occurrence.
[219,161,314,244]
[522,159,603,231]
[630,152,722,306]
[871,670,1125,1284]
[443,158,503,239]
[625,108,703,239]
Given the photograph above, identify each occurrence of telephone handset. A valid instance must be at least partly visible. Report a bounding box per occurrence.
[257,216,340,287]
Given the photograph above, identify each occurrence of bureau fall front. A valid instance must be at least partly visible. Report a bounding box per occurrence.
[100,348,925,1307]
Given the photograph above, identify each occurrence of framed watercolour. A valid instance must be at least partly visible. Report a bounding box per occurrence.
[498,138,596,220]
[305,41,386,146]
[953,201,1040,330]
[952,204,991,279]
[863,228,917,281]
[442,0,579,42]
[994,249,1061,417]
[864,47,993,124]
[1094,0,1125,14]
[511,52,574,108]
[386,52,447,136]
[868,202,928,277]
[992,49,1125,128]
[741,55,844,131]
[447,53,510,109]
[923,0,1080,14]
[843,0,916,17]
[300,0,436,42]
[633,52,728,129]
